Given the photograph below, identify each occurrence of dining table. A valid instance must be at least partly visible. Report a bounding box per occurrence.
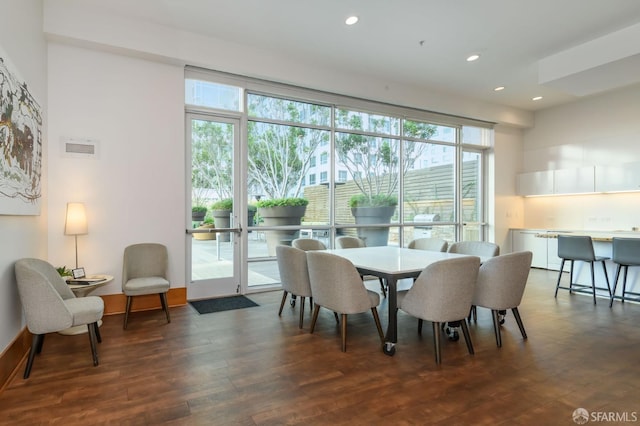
[324,246,485,356]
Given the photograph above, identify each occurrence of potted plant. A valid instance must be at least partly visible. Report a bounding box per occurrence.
[211,198,233,242]
[257,197,309,255]
[191,206,207,222]
[349,194,398,246]
[193,217,216,241]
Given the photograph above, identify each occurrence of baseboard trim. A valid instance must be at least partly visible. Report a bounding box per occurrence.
[0,327,30,393]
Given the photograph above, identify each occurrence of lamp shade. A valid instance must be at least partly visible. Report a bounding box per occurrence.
[64,202,88,236]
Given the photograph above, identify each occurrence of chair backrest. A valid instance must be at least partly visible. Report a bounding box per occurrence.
[14,258,75,334]
[276,245,312,297]
[335,236,365,249]
[306,251,372,314]
[122,243,168,289]
[408,237,448,252]
[448,241,500,257]
[557,235,595,261]
[612,237,640,266]
[292,238,326,251]
[472,251,533,310]
[401,256,480,322]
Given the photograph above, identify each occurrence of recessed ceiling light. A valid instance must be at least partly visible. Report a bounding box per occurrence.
[345,16,359,25]
[466,54,480,62]
[494,86,505,91]
[532,96,543,101]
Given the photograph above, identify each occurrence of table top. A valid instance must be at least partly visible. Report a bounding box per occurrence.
[66,274,113,296]
[324,246,481,278]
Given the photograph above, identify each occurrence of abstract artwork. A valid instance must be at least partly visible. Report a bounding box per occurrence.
[0,45,42,215]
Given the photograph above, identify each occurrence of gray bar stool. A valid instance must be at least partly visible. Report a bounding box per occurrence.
[609,237,640,307]
[554,235,611,304]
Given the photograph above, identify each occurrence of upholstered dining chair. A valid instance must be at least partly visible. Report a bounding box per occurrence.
[408,237,448,252]
[291,238,326,251]
[306,251,385,352]
[397,256,481,364]
[335,235,387,297]
[15,258,104,378]
[448,241,500,322]
[609,237,640,307]
[554,235,611,305]
[471,251,533,347]
[122,243,171,329]
[276,245,313,328]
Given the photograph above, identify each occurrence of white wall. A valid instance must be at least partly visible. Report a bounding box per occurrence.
[47,43,186,295]
[0,0,48,355]
[522,84,640,230]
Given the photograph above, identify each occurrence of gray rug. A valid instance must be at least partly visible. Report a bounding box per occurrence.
[189,295,259,314]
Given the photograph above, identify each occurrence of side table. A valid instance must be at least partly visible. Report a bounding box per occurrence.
[60,274,113,335]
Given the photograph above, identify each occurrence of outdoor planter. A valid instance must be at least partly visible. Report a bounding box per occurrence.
[351,205,396,246]
[258,205,307,256]
[211,209,232,242]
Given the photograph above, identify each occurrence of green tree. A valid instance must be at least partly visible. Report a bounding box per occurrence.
[191,120,233,205]
[247,95,329,199]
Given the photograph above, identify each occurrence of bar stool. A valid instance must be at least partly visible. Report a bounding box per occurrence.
[609,237,640,307]
[554,235,611,304]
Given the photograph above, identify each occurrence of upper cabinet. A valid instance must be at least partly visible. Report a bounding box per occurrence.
[595,161,640,192]
[554,166,595,194]
[517,166,611,196]
[517,167,595,196]
[517,171,554,196]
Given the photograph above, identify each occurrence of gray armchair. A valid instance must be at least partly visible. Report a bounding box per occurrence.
[276,245,313,328]
[15,258,104,378]
[122,243,171,329]
[306,251,385,352]
[472,251,532,347]
[291,238,326,251]
[398,256,480,364]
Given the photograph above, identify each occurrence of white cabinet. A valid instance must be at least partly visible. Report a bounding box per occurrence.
[595,161,640,192]
[554,167,595,194]
[511,230,548,268]
[517,171,554,196]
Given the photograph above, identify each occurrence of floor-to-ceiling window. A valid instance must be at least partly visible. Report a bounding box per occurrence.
[185,68,492,295]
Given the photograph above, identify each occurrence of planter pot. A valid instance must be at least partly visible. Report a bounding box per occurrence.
[351,205,396,247]
[258,205,307,256]
[191,211,206,222]
[211,209,232,242]
[193,223,216,240]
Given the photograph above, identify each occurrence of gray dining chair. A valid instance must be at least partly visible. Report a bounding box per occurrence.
[291,238,326,251]
[609,237,640,307]
[448,241,500,323]
[397,256,480,364]
[122,243,171,329]
[554,235,611,304]
[276,245,313,328]
[408,237,448,252]
[335,235,387,297]
[306,251,385,352]
[14,258,104,378]
[471,251,532,347]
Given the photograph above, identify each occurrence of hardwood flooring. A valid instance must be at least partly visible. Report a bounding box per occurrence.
[1,268,639,425]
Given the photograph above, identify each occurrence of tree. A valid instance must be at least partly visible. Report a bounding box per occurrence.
[246,95,329,199]
[335,110,437,205]
[191,119,233,205]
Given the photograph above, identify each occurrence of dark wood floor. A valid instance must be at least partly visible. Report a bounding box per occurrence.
[1,268,639,425]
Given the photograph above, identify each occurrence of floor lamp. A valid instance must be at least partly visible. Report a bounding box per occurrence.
[64,202,88,269]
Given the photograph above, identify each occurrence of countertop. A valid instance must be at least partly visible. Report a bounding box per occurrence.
[511,228,640,242]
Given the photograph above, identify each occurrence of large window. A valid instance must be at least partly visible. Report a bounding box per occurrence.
[186,68,493,249]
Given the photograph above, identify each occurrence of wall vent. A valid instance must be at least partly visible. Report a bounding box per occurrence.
[61,137,100,159]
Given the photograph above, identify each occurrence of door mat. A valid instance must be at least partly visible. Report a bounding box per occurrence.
[189,295,259,314]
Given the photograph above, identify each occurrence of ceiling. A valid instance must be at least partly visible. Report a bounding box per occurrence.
[72,0,640,111]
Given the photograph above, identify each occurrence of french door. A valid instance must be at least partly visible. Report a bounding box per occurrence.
[186,113,242,300]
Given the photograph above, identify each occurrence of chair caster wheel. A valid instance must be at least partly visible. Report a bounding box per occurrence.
[290,299,296,307]
[383,342,396,356]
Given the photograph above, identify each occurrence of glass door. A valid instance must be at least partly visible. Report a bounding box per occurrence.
[186,114,242,299]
